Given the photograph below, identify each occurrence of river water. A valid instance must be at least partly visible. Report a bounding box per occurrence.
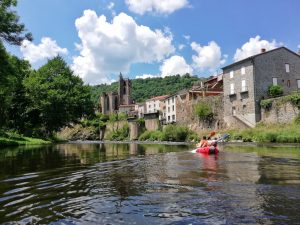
[0,143,300,224]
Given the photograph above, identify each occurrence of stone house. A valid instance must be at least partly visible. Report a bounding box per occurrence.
[222,47,300,128]
[145,95,169,114]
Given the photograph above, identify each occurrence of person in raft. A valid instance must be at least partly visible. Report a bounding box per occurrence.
[197,136,209,148]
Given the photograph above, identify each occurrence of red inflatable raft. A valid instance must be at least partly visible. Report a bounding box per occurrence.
[196,146,219,154]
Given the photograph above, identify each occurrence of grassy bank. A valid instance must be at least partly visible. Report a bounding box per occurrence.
[0,132,51,147]
[227,123,300,143]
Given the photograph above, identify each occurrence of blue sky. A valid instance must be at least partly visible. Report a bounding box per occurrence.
[7,0,300,84]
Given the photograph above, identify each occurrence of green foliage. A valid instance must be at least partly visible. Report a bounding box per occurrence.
[0,42,31,130]
[108,123,129,141]
[260,99,273,110]
[268,85,283,97]
[138,124,194,142]
[228,123,300,143]
[0,131,50,147]
[0,0,32,45]
[194,102,214,121]
[294,113,300,125]
[23,56,94,136]
[138,130,164,141]
[90,74,201,104]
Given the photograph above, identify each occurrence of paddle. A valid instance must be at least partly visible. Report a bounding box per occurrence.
[190,134,230,153]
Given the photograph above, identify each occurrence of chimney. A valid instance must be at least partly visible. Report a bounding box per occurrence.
[261,48,266,53]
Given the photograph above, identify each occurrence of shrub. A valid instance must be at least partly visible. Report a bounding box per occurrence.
[163,124,189,142]
[268,85,283,97]
[109,123,129,141]
[260,99,273,110]
[194,102,214,122]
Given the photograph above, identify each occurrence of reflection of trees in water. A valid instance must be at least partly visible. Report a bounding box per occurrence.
[0,145,79,177]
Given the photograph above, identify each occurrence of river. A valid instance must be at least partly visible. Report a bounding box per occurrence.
[0,143,300,224]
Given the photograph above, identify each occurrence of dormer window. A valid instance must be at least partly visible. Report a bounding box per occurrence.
[285,63,290,73]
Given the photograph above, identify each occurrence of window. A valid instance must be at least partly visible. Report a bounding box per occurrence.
[168,99,170,104]
[172,105,175,111]
[230,83,235,94]
[287,80,290,87]
[272,77,278,85]
[232,107,236,116]
[172,97,174,103]
[241,67,245,75]
[285,63,290,73]
[241,80,247,92]
[168,107,170,113]
[242,105,246,114]
[297,80,300,89]
[230,71,234,78]
[172,115,175,121]
[168,116,170,121]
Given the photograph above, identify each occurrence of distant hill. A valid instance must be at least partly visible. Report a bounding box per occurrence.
[91,74,205,104]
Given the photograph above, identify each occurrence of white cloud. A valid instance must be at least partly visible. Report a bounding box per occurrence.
[234,35,280,62]
[20,37,68,64]
[191,41,226,71]
[107,2,114,10]
[136,74,159,79]
[183,35,190,41]
[72,10,175,84]
[178,44,185,50]
[126,0,189,15]
[160,55,193,77]
[298,44,300,49]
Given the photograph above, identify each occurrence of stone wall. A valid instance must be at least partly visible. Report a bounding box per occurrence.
[261,98,299,124]
[176,95,225,132]
[145,118,159,131]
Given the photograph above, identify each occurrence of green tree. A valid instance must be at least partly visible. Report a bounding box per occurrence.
[0,0,32,45]
[194,102,214,122]
[23,56,94,136]
[0,42,31,129]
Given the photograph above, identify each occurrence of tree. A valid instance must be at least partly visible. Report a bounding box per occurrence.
[194,101,214,128]
[0,0,32,45]
[0,42,31,129]
[23,56,94,136]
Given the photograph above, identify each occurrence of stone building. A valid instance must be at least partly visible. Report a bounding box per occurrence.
[100,73,133,114]
[222,47,300,128]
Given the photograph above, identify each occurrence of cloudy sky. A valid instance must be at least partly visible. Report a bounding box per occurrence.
[7,0,300,84]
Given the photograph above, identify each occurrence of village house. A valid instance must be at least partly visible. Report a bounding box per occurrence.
[145,95,169,114]
[222,47,300,128]
[164,95,177,123]
[134,103,145,118]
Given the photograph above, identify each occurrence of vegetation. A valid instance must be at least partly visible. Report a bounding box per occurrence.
[139,124,199,142]
[91,74,201,104]
[0,1,97,145]
[268,85,283,97]
[260,99,273,110]
[194,101,214,122]
[0,131,51,147]
[227,123,300,143]
[0,0,32,45]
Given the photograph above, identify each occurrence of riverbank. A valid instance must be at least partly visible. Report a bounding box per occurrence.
[0,132,51,147]
[227,123,300,143]
[68,140,195,146]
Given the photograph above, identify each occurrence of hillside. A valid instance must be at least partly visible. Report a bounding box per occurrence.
[91,74,204,104]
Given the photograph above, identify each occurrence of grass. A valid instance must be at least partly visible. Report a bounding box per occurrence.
[227,123,300,143]
[0,131,51,147]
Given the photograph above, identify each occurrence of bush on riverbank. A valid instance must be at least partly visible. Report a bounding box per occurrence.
[227,123,300,143]
[138,124,199,142]
[0,131,51,147]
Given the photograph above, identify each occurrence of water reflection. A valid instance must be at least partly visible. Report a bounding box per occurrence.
[0,143,299,224]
